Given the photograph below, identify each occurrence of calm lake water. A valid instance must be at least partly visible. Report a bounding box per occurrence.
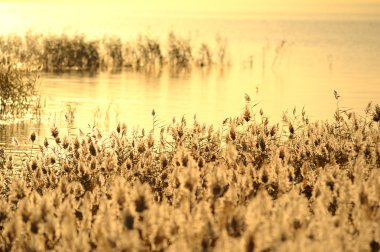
[1,3,380,151]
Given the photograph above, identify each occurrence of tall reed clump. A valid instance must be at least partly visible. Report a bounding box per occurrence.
[167,32,192,68]
[0,32,43,66]
[0,63,41,119]
[42,34,100,72]
[122,35,163,72]
[0,97,379,251]
[101,36,124,69]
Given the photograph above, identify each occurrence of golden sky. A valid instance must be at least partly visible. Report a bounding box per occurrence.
[1,0,380,13]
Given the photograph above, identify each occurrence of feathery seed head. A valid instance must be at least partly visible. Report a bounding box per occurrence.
[89,141,97,157]
[51,125,59,138]
[30,132,36,143]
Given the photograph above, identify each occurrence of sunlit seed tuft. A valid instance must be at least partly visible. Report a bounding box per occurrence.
[373,104,380,122]
[30,132,36,143]
[89,142,97,157]
[135,195,147,213]
[51,126,59,138]
[289,122,295,135]
[43,137,49,148]
[116,122,121,134]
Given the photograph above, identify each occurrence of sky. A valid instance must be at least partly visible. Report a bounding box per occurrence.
[1,0,380,14]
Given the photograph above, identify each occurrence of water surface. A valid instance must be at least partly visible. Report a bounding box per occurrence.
[1,4,380,151]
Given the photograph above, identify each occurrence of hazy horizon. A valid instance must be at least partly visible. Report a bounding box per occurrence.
[1,0,380,15]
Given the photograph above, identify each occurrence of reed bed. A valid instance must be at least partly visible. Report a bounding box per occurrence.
[0,95,379,251]
[0,32,229,73]
[0,63,41,120]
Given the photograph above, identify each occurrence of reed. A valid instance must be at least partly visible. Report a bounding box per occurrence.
[123,35,164,71]
[0,63,41,120]
[0,96,379,251]
[42,34,100,72]
[0,32,230,74]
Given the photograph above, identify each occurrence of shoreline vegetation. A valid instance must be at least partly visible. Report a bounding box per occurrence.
[0,31,379,252]
[0,31,231,121]
[0,93,379,251]
[0,63,41,121]
[0,32,230,73]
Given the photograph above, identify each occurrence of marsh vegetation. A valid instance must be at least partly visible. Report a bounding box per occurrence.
[0,18,379,252]
[0,32,229,73]
[0,95,379,251]
[0,32,229,123]
[0,63,41,120]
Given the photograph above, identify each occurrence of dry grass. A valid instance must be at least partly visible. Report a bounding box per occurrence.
[0,96,379,251]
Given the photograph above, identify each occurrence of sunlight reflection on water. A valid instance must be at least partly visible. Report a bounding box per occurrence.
[1,5,380,151]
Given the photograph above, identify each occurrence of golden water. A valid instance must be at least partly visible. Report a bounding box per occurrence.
[1,3,380,151]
